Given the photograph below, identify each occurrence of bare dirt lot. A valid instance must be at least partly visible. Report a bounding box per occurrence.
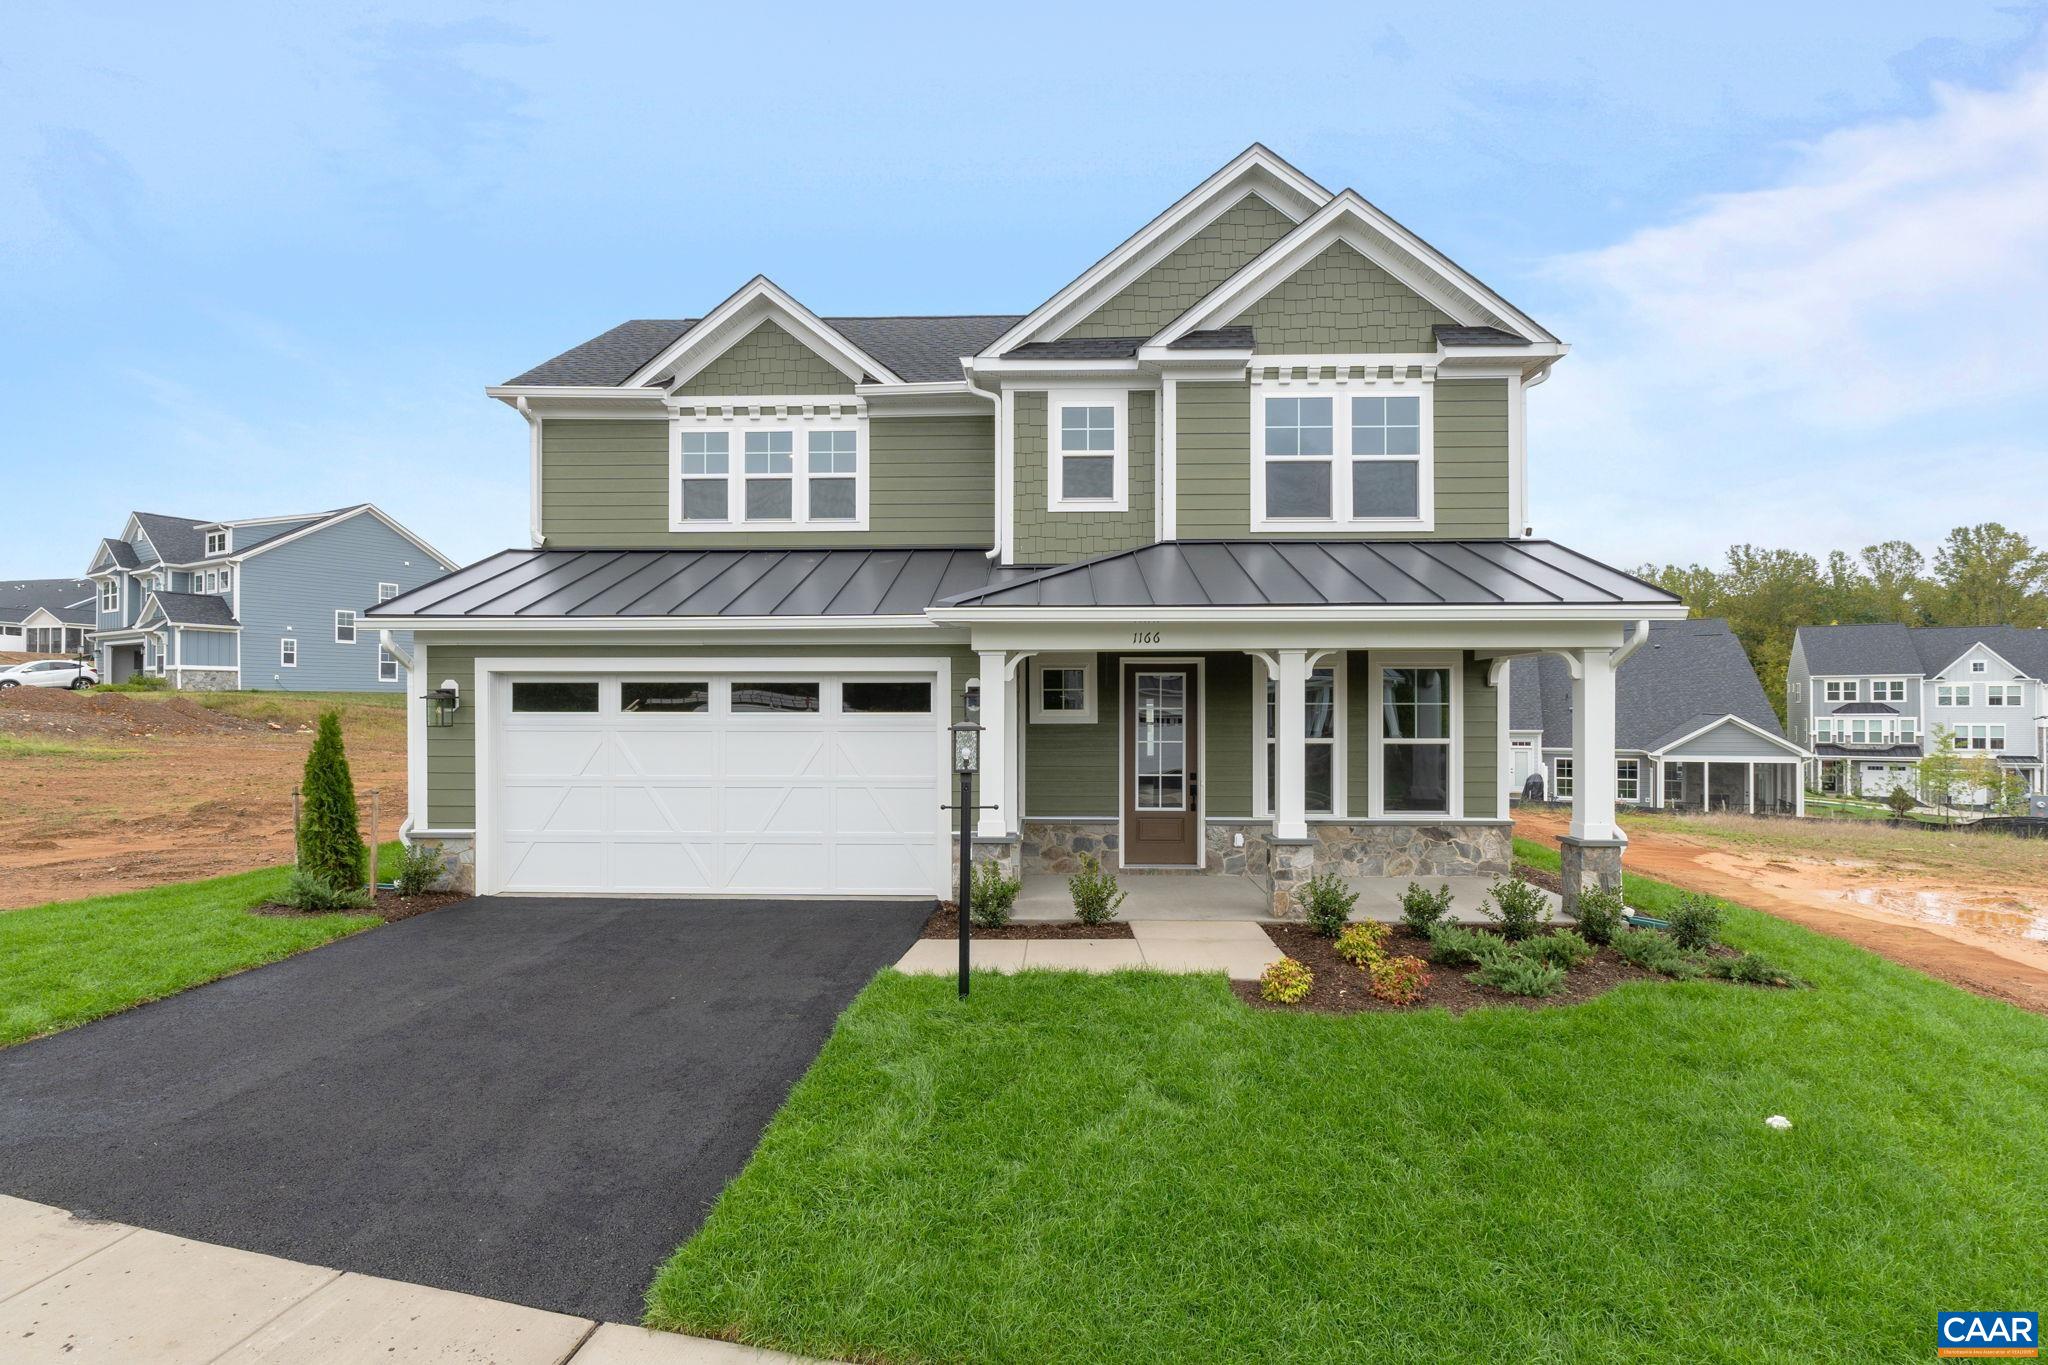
[0,688,406,909]
[1518,805,2048,1014]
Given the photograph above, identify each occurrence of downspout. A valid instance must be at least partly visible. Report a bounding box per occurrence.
[378,628,415,674]
[961,360,1004,561]
[381,629,419,842]
[1612,618,1653,669]
[516,396,544,547]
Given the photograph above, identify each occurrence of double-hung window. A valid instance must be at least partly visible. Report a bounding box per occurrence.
[1379,663,1453,814]
[1823,679,1858,703]
[1898,717,1917,743]
[377,647,399,682]
[1955,724,2005,751]
[280,638,297,667]
[672,419,866,529]
[807,430,858,521]
[1615,758,1640,803]
[679,431,730,522]
[1937,683,1970,707]
[377,582,398,603]
[1662,762,1685,805]
[1987,683,2022,707]
[1048,391,1127,511]
[1813,718,1835,744]
[1870,679,1906,703]
[743,431,795,520]
[1552,757,1575,799]
[1262,661,1339,816]
[334,609,356,644]
[1254,384,1431,529]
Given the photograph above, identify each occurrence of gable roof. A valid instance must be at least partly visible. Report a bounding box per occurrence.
[137,591,240,629]
[1510,618,1789,753]
[0,578,96,627]
[1796,624,2048,680]
[90,538,139,573]
[506,313,1021,388]
[130,513,212,566]
[105,506,455,573]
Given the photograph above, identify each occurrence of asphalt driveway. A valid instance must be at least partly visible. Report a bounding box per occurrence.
[0,896,928,1322]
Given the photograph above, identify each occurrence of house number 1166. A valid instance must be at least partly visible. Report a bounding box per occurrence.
[1131,630,1162,644]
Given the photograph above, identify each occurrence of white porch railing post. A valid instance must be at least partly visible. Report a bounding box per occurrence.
[976,650,1011,841]
[1569,647,1620,842]
[1274,648,1310,841]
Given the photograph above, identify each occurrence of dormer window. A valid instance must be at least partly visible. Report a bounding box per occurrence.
[1048,391,1127,512]
[205,530,228,556]
[1253,377,1433,530]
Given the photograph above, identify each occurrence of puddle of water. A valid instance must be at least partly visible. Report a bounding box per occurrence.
[1839,886,2048,943]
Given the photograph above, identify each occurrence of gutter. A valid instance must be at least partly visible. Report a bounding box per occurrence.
[1611,617,1653,668]
[516,396,544,547]
[378,629,415,673]
[960,360,1005,561]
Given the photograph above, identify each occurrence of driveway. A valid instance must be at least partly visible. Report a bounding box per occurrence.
[0,897,929,1323]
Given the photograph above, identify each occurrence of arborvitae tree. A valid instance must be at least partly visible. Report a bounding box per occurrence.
[297,709,364,887]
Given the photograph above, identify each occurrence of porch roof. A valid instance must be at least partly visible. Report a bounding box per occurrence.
[937,540,1677,611]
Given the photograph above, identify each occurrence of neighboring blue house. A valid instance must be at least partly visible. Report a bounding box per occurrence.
[86,506,455,692]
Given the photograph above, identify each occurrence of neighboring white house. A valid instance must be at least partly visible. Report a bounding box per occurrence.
[0,579,96,655]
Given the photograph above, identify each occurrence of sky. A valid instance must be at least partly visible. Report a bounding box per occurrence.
[3,1,2045,577]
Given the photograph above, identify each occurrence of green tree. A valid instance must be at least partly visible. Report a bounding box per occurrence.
[1930,524,2048,627]
[1914,727,1970,826]
[1857,540,1929,624]
[297,709,365,888]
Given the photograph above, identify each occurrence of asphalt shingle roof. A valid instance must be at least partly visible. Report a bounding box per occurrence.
[1797,623,2048,680]
[1169,326,1255,350]
[0,578,97,627]
[1508,618,1790,753]
[142,591,240,627]
[508,315,1024,387]
[131,513,212,566]
[1434,324,1530,347]
[1000,336,1147,361]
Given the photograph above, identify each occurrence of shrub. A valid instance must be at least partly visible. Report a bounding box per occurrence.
[1523,929,1593,970]
[92,675,168,692]
[1706,951,1806,988]
[1296,870,1360,937]
[1334,921,1391,967]
[1885,785,1918,818]
[282,867,371,912]
[1665,893,1725,951]
[1425,922,1491,966]
[1259,956,1314,1004]
[1475,953,1567,998]
[1067,853,1127,926]
[1571,887,1626,945]
[1367,954,1430,1004]
[1612,928,1703,979]
[393,841,445,897]
[1398,881,1456,935]
[1482,876,1552,941]
[969,860,1023,927]
[296,710,364,890]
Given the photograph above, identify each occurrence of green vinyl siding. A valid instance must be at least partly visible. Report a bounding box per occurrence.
[1175,378,1510,540]
[675,320,855,396]
[1462,654,1501,819]
[1231,240,1453,353]
[1065,194,1297,339]
[1203,652,1254,819]
[1013,392,1155,565]
[538,415,995,548]
[422,639,977,830]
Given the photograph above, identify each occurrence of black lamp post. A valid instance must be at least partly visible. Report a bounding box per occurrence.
[947,714,984,999]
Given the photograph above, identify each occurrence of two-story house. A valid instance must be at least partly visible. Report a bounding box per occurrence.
[1789,624,2048,801]
[86,506,455,692]
[368,145,1684,912]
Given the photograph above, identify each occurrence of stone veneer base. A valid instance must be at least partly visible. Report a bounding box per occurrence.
[406,832,476,894]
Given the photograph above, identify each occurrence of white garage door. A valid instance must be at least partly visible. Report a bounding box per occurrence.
[490,674,943,896]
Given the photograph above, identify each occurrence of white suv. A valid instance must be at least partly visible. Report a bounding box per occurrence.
[0,660,99,690]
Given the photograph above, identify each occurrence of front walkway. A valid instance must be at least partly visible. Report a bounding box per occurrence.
[0,1195,811,1363]
[1014,874,1561,924]
[896,919,1283,980]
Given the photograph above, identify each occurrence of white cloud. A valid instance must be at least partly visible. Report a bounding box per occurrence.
[1532,58,2048,565]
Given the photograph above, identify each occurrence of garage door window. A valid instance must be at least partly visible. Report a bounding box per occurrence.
[511,682,600,713]
[733,681,821,713]
[843,681,932,713]
[622,681,709,713]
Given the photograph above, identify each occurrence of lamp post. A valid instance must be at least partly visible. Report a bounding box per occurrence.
[947,714,984,999]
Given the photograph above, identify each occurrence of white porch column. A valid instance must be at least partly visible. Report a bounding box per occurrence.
[1569,646,1620,842]
[976,650,1012,840]
[1274,648,1310,841]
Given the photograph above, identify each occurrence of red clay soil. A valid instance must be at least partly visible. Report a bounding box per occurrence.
[923,904,1136,939]
[1517,807,2048,1015]
[256,887,466,923]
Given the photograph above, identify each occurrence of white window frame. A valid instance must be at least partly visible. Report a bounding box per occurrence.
[98,579,118,611]
[1813,717,1835,744]
[1955,724,2006,751]
[665,406,870,533]
[1616,757,1641,803]
[1255,654,1345,819]
[1970,660,1987,674]
[1661,762,1685,804]
[1869,678,1907,702]
[1823,679,1859,703]
[1046,389,1129,512]
[377,582,399,603]
[378,646,399,682]
[1367,651,1460,818]
[1250,374,1434,532]
[1552,756,1574,799]
[280,637,297,668]
[205,530,228,556]
[1937,683,1971,707]
[334,609,356,644]
[1987,682,2022,707]
[1028,652,1097,725]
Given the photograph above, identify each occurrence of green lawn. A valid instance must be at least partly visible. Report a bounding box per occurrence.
[0,844,406,1048]
[648,839,2048,1363]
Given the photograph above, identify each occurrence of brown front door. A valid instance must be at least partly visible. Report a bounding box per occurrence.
[1123,664,1199,866]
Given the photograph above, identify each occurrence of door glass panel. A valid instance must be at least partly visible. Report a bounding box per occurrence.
[621,681,709,714]
[842,681,931,713]
[511,682,600,713]
[1134,672,1187,812]
[732,681,821,713]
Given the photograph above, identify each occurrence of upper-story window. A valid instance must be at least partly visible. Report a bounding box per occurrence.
[99,579,118,611]
[1870,679,1906,703]
[668,410,867,531]
[679,432,730,522]
[807,431,858,521]
[744,431,795,519]
[1970,660,1987,674]
[377,582,398,603]
[1048,391,1127,512]
[205,530,228,556]
[1937,683,1970,707]
[1987,683,2022,707]
[1823,680,1858,703]
[1253,382,1432,531]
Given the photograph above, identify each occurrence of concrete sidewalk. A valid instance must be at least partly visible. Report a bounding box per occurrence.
[893,919,1282,981]
[0,1194,814,1364]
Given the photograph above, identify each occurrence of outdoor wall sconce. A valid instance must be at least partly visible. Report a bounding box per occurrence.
[424,679,461,728]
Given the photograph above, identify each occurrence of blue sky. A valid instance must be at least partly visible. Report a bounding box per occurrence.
[4,1,2045,574]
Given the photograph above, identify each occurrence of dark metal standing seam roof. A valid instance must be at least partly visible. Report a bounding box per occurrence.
[936,540,1679,610]
[366,549,1034,620]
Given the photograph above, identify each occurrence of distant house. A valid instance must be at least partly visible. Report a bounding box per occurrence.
[1509,619,1807,815]
[85,507,455,692]
[0,579,96,655]
[1789,624,2048,800]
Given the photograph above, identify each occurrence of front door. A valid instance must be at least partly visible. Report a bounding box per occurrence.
[1123,664,1199,866]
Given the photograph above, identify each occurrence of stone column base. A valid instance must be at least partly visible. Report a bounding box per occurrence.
[1268,840,1316,919]
[1557,835,1625,915]
[407,833,475,893]
[952,833,1021,897]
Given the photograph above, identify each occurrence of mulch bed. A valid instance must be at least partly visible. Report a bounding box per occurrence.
[1237,922,1710,1015]
[255,887,466,923]
[1513,862,1567,897]
[922,904,1135,939]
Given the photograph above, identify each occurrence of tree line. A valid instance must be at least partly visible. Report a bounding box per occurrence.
[1639,522,2048,720]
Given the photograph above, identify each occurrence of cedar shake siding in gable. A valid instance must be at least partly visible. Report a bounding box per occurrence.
[1012,391,1156,565]
[1064,194,1298,339]
[538,415,997,549]
[674,320,856,396]
[1232,240,1454,352]
[1175,378,1510,539]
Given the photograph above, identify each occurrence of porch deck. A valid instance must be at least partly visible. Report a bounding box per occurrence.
[1015,874,1564,925]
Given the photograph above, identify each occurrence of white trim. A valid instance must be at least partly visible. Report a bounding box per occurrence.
[1027,652,1098,724]
[1867,677,1909,703]
[621,277,904,390]
[1650,713,1811,760]
[1253,653,1346,819]
[934,603,1688,627]
[372,613,944,632]
[204,530,229,556]
[378,645,400,683]
[1507,372,1527,534]
[1158,376,1179,540]
[406,638,428,839]
[335,609,357,644]
[1115,656,1208,870]
[279,637,298,668]
[665,405,870,533]
[230,504,461,573]
[1045,388,1130,512]
[1249,370,1434,533]
[1366,650,1462,819]
[1933,639,2031,681]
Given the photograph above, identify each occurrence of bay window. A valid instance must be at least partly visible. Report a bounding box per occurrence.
[1378,663,1453,814]
[1262,661,1339,816]
[1253,380,1432,530]
[1048,390,1127,510]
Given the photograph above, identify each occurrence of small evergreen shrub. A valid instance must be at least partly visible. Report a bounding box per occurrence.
[1483,876,1553,941]
[1334,921,1391,967]
[1367,954,1430,1004]
[1476,953,1567,998]
[1398,881,1456,935]
[1884,786,1917,818]
[282,868,371,912]
[969,860,1023,927]
[296,710,365,889]
[1523,929,1593,970]
[1571,887,1626,945]
[1067,853,1128,926]
[1259,956,1314,1004]
[393,841,445,897]
[1426,922,1491,966]
[1706,951,1806,988]
[1612,928,1703,979]
[1665,893,1725,950]
[1296,870,1361,938]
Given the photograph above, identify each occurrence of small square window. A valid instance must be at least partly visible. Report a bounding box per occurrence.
[1970,660,1987,673]
[377,582,398,602]
[1029,654,1096,724]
